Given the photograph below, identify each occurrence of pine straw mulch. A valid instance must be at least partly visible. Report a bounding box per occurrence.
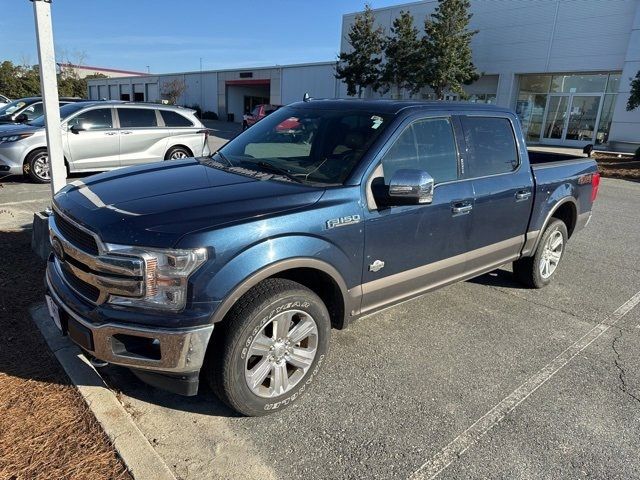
[593,152,640,182]
[0,229,131,480]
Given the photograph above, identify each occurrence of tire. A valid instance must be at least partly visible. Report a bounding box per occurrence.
[206,278,331,416]
[25,149,51,183]
[513,218,568,288]
[164,146,192,160]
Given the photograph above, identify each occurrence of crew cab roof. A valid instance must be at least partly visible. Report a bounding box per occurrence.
[288,99,512,115]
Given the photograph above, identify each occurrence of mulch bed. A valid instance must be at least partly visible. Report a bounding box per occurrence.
[0,230,131,480]
[594,152,640,181]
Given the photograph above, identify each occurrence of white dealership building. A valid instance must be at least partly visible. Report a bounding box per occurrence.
[88,0,640,149]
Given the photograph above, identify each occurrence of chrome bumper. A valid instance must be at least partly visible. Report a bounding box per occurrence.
[46,275,213,373]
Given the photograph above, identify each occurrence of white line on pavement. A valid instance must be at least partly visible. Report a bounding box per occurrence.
[0,197,52,207]
[409,289,640,480]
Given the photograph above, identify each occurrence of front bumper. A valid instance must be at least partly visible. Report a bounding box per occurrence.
[46,258,214,393]
[0,141,29,175]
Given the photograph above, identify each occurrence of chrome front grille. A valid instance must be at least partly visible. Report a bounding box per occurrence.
[53,211,99,255]
[50,209,145,304]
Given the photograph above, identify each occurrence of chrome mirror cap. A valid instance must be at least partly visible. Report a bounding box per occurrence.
[388,169,434,204]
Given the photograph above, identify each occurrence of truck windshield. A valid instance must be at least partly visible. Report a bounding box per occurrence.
[215,106,391,185]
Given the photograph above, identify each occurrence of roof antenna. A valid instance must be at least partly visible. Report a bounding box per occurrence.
[303,92,312,102]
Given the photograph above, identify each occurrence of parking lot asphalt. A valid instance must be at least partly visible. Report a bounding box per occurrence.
[88,178,639,480]
[3,162,638,478]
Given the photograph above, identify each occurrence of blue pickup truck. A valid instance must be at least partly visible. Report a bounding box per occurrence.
[45,100,599,415]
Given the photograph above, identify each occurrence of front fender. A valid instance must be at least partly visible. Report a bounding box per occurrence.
[199,235,360,324]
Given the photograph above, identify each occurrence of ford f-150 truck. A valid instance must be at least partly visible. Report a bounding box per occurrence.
[45,100,599,416]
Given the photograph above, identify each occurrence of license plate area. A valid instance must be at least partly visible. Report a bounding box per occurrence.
[45,294,65,333]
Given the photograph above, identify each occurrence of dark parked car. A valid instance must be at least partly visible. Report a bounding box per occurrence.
[0,96,83,125]
[45,100,599,416]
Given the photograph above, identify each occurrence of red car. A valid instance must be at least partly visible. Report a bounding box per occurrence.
[242,104,281,130]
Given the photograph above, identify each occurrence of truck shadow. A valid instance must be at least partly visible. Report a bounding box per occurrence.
[467,268,523,289]
[99,365,242,418]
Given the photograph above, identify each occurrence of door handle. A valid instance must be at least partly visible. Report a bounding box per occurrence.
[105,131,117,136]
[452,203,473,215]
[121,131,132,135]
[515,190,532,201]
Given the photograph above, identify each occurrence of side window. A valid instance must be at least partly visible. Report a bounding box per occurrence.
[381,117,458,184]
[460,116,518,178]
[23,102,44,120]
[160,110,194,127]
[117,108,157,128]
[68,109,113,130]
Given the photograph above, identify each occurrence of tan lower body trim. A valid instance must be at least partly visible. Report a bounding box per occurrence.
[359,236,523,315]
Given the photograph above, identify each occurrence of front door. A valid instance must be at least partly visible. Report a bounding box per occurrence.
[65,107,120,171]
[541,94,602,147]
[361,115,473,314]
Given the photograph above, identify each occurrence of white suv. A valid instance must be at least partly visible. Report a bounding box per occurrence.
[0,101,211,183]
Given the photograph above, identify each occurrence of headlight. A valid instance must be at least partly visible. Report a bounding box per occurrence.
[0,133,34,143]
[106,245,207,311]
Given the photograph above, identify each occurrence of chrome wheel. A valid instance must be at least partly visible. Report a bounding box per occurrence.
[32,153,50,180]
[244,309,318,398]
[170,150,188,159]
[539,229,563,279]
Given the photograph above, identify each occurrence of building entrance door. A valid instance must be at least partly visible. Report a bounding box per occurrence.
[541,94,603,146]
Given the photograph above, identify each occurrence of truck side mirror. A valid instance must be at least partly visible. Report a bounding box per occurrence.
[388,169,434,204]
[14,113,28,124]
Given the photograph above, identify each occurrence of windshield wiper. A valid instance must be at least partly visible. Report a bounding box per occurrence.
[212,150,233,166]
[243,161,304,184]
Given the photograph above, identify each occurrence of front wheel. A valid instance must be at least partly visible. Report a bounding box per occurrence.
[513,218,568,288]
[25,149,51,183]
[207,278,330,416]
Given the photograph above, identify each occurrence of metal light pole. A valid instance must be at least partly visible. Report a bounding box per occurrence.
[31,0,66,194]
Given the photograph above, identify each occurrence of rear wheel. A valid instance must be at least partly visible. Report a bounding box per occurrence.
[513,218,568,288]
[164,146,191,160]
[25,149,50,183]
[206,278,330,416]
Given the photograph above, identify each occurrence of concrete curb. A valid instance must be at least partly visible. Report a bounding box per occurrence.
[30,304,177,480]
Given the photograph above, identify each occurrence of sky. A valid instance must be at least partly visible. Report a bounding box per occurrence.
[2,0,404,74]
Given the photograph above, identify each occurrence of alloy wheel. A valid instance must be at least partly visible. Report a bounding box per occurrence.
[539,229,563,279]
[244,309,318,398]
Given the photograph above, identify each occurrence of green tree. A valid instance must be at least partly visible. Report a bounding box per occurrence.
[420,0,479,100]
[381,11,423,98]
[335,4,385,97]
[0,61,40,98]
[627,70,640,111]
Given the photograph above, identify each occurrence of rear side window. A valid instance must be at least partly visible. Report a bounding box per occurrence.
[381,117,458,184]
[161,110,194,127]
[68,108,113,130]
[461,116,518,178]
[118,108,157,128]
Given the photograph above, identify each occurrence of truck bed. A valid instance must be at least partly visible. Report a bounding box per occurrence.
[527,149,588,165]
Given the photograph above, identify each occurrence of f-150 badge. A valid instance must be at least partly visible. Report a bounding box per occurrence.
[326,215,361,229]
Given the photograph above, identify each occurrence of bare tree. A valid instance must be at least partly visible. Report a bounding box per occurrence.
[161,79,187,105]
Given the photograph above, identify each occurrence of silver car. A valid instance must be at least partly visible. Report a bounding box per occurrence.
[0,101,211,183]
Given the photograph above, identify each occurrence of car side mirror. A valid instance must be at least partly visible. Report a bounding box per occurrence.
[388,169,434,204]
[14,113,28,124]
[70,124,85,134]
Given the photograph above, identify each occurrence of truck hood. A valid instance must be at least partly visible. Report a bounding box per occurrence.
[53,159,324,247]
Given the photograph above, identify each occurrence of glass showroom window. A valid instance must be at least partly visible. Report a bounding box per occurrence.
[516,74,552,142]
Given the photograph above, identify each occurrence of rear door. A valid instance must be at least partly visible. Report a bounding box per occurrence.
[458,114,533,272]
[116,107,169,166]
[65,107,119,171]
[361,114,474,313]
